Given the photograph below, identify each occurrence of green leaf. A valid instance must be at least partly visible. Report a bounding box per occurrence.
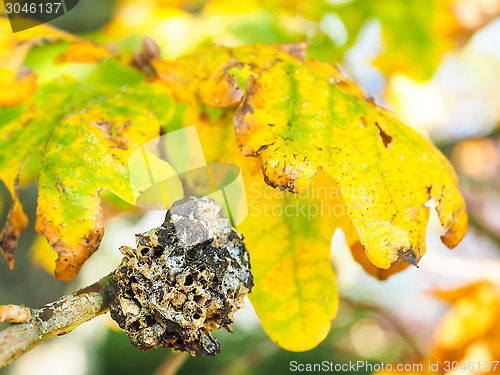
[324,0,459,80]
[0,74,174,280]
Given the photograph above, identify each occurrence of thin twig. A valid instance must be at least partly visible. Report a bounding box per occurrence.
[0,273,114,368]
[217,341,278,375]
[154,352,189,375]
[339,296,424,359]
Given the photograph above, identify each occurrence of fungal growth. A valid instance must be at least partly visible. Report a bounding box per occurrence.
[109,196,253,356]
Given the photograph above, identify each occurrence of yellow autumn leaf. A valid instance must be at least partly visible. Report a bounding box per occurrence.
[54,41,115,64]
[0,17,115,108]
[29,235,57,274]
[156,42,467,272]
[0,199,28,269]
[376,282,500,375]
[431,282,500,366]
[0,73,174,280]
[150,42,468,350]
[0,17,77,107]
[233,55,467,270]
[0,68,37,108]
[153,43,305,107]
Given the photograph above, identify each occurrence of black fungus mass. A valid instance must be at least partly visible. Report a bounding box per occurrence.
[109,196,253,356]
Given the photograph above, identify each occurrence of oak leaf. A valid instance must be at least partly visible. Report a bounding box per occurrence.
[235,56,468,270]
[152,42,468,350]
[375,282,500,375]
[0,17,78,107]
[0,68,37,107]
[0,73,174,280]
[431,282,500,366]
[54,41,114,65]
[152,43,307,107]
[155,43,467,274]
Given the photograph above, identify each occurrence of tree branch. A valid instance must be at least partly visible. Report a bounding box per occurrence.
[339,296,424,359]
[0,196,252,368]
[154,352,189,375]
[0,273,114,368]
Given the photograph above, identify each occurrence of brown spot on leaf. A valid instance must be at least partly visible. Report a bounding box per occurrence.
[199,65,244,108]
[55,181,67,193]
[92,119,130,149]
[0,200,28,269]
[92,120,114,135]
[276,42,308,61]
[396,247,419,265]
[256,144,270,153]
[360,117,369,128]
[375,122,393,148]
[235,75,258,155]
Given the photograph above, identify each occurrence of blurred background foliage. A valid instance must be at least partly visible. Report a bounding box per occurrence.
[2,0,500,374]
